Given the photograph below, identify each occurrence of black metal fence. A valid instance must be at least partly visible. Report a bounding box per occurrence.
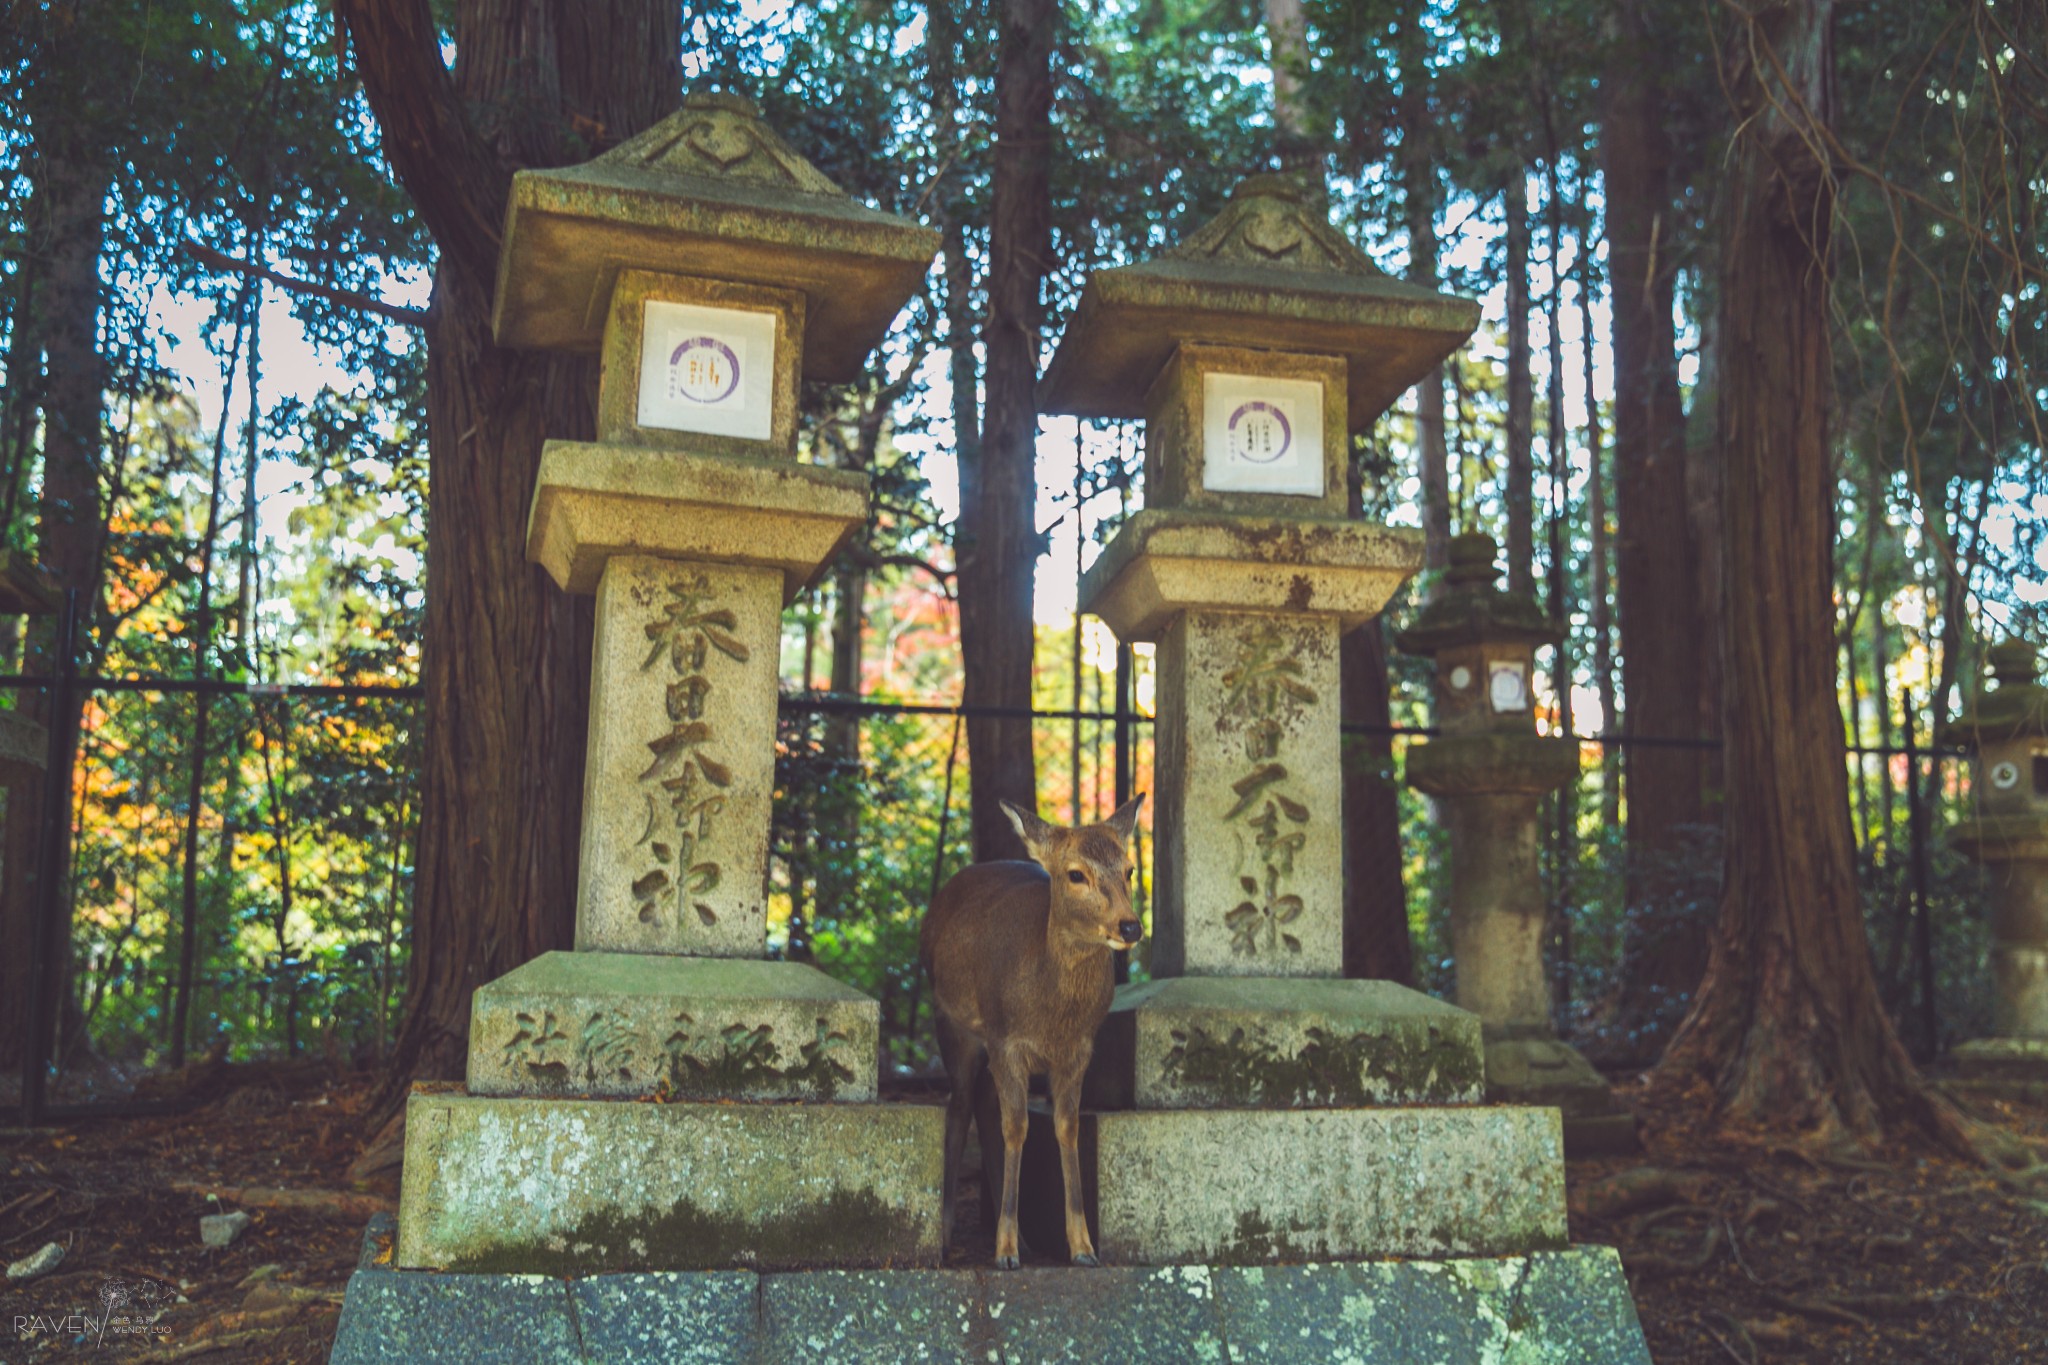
[0,658,1985,1119]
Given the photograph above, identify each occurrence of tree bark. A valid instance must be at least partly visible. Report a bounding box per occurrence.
[958,0,1052,861]
[1397,11,1449,576]
[1341,617,1412,984]
[1503,183,1534,594]
[339,0,679,1115]
[1651,0,1969,1154]
[1598,0,1714,1046]
[0,114,110,1073]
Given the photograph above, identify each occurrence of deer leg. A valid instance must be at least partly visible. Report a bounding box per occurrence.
[1051,1066,1096,1266]
[989,1050,1029,1270]
[936,1020,986,1255]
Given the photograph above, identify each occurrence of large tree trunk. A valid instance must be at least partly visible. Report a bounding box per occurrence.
[0,116,110,1076]
[1598,0,1715,1049]
[958,0,1052,862]
[1652,0,1967,1154]
[340,0,679,1114]
[1341,617,1412,984]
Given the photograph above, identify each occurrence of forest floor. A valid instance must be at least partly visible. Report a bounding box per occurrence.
[0,1064,2043,1363]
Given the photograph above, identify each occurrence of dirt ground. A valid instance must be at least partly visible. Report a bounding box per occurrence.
[2,1066,2043,1363]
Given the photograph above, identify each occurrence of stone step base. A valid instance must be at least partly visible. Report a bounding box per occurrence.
[334,1215,1651,1364]
[989,1098,1566,1266]
[397,1091,940,1274]
[1483,1036,1639,1157]
[1084,976,1486,1111]
[468,953,878,1102]
[1952,1036,2048,1081]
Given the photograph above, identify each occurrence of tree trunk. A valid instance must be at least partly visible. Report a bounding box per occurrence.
[1652,0,1968,1154]
[1341,617,1412,984]
[340,0,679,1115]
[1598,0,1713,1047]
[0,119,110,1074]
[1503,183,1534,594]
[1580,243,1619,825]
[958,0,1052,862]
[1396,12,1448,576]
[1266,0,1316,180]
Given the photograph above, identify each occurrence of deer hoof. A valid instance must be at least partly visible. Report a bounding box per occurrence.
[995,1254,1020,1271]
[1072,1252,1100,1268]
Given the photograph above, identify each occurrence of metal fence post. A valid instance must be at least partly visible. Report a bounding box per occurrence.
[1902,690,1937,1057]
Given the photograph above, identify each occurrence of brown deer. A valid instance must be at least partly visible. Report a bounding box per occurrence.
[919,795,1145,1269]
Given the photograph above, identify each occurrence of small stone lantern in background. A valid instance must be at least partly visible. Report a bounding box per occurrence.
[1944,638,2048,1086]
[1396,532,1634,1154]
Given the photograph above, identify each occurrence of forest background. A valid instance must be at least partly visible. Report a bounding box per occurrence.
[0,0,2041,1152]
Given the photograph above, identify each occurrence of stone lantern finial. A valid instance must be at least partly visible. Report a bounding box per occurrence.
[1989,639,2043,689]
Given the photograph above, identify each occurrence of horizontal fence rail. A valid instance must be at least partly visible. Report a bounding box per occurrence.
[0,677,1988,1120]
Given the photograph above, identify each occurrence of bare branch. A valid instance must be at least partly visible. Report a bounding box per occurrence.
[180,241,427,328]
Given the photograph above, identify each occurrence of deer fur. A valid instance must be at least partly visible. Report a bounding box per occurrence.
[919,794,1145,1268]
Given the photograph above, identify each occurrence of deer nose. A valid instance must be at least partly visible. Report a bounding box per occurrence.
[1117,919,1143,944]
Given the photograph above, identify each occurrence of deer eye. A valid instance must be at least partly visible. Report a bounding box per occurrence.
[1066,869,1088,885]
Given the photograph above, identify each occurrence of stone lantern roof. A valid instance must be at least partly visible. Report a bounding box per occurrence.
[1392,532,1558,657]
[1039,173,1480,428]
[1942,640,2048,747]
[490,91,939,380]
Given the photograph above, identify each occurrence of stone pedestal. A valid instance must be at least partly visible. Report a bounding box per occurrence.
[380,93,946,1276]
[1942,641,2048,1090]
[336,1214,1653,1364]
[1398,536,1634,1155]
[1029,181,1644,1365]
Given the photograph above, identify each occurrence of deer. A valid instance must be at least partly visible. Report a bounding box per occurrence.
[919,794,1145,1269]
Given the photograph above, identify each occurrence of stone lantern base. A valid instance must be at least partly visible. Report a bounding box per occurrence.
[334,1213,1652,1364]
[1953,1037,2048,1077]
[1483,1033,1639,1156]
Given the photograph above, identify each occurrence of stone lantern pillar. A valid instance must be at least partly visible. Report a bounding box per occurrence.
[392,93,946,1274]
[1395,532,1633,1153]
[1044,175,1571,1265]
[1944,639,2048,1084]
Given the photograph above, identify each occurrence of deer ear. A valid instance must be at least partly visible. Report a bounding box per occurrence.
[1000,799,1052,862]
[1105,793,1146,843]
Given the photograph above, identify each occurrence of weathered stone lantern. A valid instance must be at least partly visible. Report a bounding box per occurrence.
[1944,638,2048,1083]
[1395,532,1632,1153]
[391,93,945,1274]
[1043,175,1580,1268]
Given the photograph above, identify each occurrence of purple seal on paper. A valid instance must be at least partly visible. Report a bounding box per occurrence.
[667,336,742,403]
[1227,400,1292,463]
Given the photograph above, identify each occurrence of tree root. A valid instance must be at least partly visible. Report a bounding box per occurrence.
[1571,1167,1711,1221]
[167,1181,392,1222]
[1764,1291,1874,1330]
[1859,1230,1914,1260]
[1626,1224,1722,1277]
[1702,1312,1757,1365]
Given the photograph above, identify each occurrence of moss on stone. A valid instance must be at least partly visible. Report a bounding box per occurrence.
[1220,1209,1319,1265]
[1159,1020,1481,1107]
[445,1186,928,1277]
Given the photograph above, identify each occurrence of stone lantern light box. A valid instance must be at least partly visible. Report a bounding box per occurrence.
[492,90,932,464]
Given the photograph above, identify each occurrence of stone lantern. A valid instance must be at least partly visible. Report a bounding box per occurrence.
[1042,174,1579,1266]
[1944,638,2048,1083]
[1395,532,1632,1153]
[390,93,946,1274]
